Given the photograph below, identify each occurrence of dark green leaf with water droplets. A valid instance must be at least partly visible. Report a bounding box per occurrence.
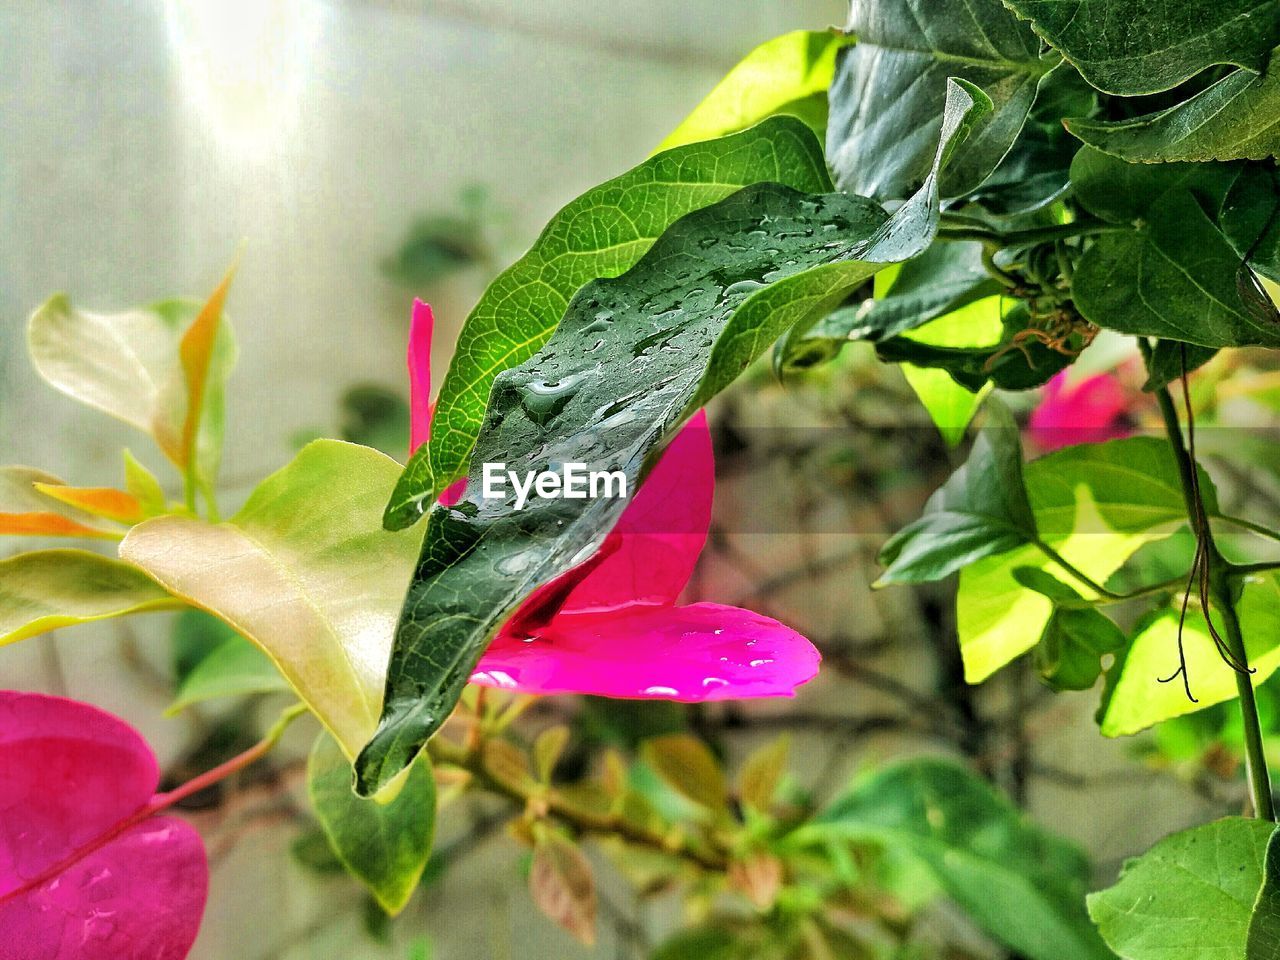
[354,81,992,796]
[383,117,832,530]
[826,0,1050,202]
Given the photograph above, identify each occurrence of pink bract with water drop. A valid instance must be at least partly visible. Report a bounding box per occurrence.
[406,300,820,700]
[0,691,208,960]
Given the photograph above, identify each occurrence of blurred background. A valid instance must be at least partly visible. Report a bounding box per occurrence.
[0,2,1250,958]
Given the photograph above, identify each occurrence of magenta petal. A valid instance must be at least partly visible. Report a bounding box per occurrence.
[0,692,208,960]
[407,299,434,454]
[1029,371,1134,450]
[556,411,714,613]
[473,601,820,701]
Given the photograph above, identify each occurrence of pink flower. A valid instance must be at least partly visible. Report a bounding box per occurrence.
[1028,369,1137,451]
[407,300,819,700]
[0,691,208,959]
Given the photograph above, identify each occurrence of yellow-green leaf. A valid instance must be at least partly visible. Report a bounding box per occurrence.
[120,440,422,760]
[656,30,849,152]
[642,734,727,813]
[0,549,178,645]
[1099,571,1280,736]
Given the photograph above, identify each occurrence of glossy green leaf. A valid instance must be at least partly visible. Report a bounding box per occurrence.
[807,759,1111,960]
[1069,145,1240,225]
[1098,570,1280,736]
[878,400,1036,584]
[384,117,833,529]
[167,634,288,714]
[656,30,850,152]
[121,440,423,761]
[1014,568,1127,691]
[1089,817,1274,959]
[1141,341,1220,392]
[1248,827,1280,959]
[0,549,177,645]
[27,295,237,494]
[826,0,1049,201]
[1004,0,1279,96]
[1067,53,1280,162]
[308,731,436,915]
[1073,189,1280,348]
[957,438,1209,683]
[356,82,993,795]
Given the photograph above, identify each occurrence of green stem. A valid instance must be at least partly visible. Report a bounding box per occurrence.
[1143,340,1275,820]
[1031,538,1125,600]
[935,219,1126,247]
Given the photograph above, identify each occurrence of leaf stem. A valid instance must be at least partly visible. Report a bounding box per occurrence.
[935,219,1127,247]
[1031,538,1124,600]
[428,735,728,871]
[1143,340,1275,820]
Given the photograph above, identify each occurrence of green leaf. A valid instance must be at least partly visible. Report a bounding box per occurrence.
[1069,145,1240,225]
[167,635,288,714]
[878,400,1037,584]
[1066,53,1280,162]
[807,759,1111,960]
[384,116,833,529]
[1221,163,1280,283]
[28,294,237,496]
[641,734,727,813]
[1074,189,1280,348]
[123,449,167,516]
[1089,817,1275,959]
[656,29,850,151]
[308,730,436,915]
[1098,570,1280,737]
[962,61,1095,217]
[1248,827,1280,959]
[826,0,1049,201]
[1003,0,1279,96]
[1141,340,1220,392]
[737,734,789,813]
[121,440,423,761]
[1015,568,1127,691]
[957,437,1208,683]
[171,606,240,681]
[875,299,1075,391]
[356,82,993,795]
[0,549,177,645]
[903,366,991,446]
